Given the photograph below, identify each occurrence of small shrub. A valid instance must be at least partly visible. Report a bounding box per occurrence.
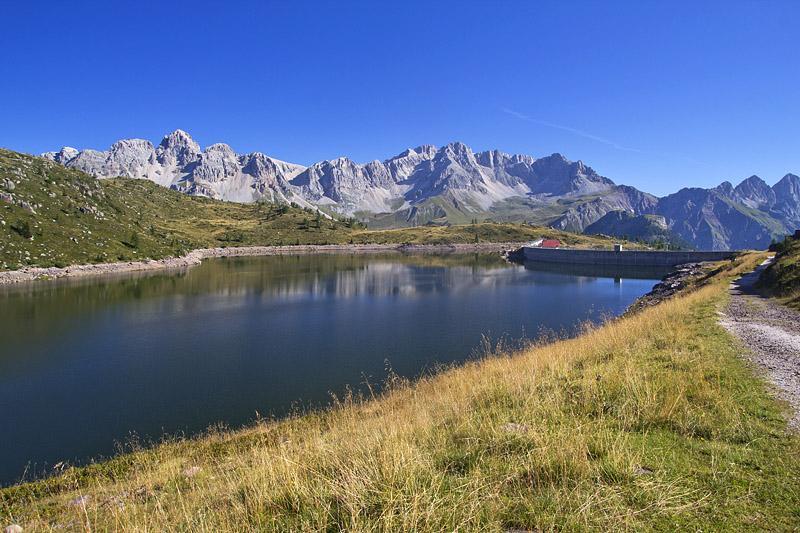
[122,232,140,248]
[10,219,32,239]
[217,230,244,243]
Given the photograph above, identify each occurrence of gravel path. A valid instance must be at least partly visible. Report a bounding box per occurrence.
[720,257,800,430]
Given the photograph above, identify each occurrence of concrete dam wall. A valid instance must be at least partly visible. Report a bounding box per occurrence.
[522,247,737,267]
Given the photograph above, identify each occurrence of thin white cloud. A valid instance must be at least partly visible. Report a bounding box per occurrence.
[502,107,710,168]
[501,107,645,153]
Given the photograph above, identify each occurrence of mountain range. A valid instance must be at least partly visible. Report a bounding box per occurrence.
[42,130,800,250]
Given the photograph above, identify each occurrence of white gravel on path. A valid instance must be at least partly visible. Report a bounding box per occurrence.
[720,257,800,430]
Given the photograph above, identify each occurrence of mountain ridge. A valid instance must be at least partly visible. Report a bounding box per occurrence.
[42,130,800,250]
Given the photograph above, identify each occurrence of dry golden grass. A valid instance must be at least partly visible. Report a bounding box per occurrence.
[3,253,799,531]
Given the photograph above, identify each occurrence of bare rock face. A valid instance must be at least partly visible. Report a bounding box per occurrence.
[188,143,240,186]
[293,156,402,213]
[734,175,776,209]
[527,153,615,196]
[43,130,308,205]
[65,149,109,177]
[156,128,200,168]
[241,152,302,189]
[385,145,437,181]
[773,173,800,228]
[106,139,159,179]
[41,146,79,164]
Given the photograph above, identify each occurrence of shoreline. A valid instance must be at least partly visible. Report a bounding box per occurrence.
[0,242,524,285]
[623,262,708,315]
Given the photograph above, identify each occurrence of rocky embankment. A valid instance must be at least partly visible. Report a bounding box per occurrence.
[624,263,709,315]
[0,242,524,285]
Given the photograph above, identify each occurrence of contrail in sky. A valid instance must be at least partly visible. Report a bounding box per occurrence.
[502,107,710,167]
[501,107,645,153]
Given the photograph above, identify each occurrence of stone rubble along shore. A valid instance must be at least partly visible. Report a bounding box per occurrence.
[0,242,525,285]
[624,262,709,315]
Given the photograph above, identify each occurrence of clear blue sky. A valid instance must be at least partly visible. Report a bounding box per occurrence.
[1,0,797,196]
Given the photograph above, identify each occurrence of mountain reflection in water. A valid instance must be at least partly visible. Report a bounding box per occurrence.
[0,252,662,485]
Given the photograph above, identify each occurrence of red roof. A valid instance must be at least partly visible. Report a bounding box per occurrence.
[541,239,561,248]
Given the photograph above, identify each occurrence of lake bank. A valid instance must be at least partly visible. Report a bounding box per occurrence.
[0,242,524,285]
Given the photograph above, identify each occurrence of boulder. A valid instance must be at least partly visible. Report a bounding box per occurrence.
[501,422,530,434]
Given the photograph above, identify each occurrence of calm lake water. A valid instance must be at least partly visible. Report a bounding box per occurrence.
[0,253,668,485]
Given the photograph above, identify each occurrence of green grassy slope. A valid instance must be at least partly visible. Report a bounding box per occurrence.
[584,210,690,249]
[759,233,800,308]
[0,148,629,271]
[2,253,798,530]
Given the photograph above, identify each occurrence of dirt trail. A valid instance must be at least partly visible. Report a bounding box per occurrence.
[720,257,800,430]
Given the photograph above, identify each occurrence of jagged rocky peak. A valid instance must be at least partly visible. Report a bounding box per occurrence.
[42,146,79,164]
[439,141,476,164]
[475,149,508,168]
[160,129,199,150]
[774,173,800,197]
[529,153,614,196]
[615,185,659,213]
[109,138,156,168]
[413,145,437,158]
[363,159,386,174]
[205,142,236,156]
[475,149,536,168]
[395,145,437,159]
[734,175,775,208]
[385,145,438,181]
[241,152,277,178]
[111,138,154,152]
[713,181,735,197]
[192,143,240,183]
[156,129,200,167]
[241,152,304,183]
[325,156,359,170]
[773,173,800,227]
[738,174,769,189]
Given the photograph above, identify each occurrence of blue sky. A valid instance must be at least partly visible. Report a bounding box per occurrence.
[1,0,797,196]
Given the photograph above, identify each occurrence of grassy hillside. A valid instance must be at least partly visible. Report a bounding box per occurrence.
[584,210,690,250]
[759,233,800,309]
[3,252,798,530]
[366,193,623,230]
[0,148,624,271]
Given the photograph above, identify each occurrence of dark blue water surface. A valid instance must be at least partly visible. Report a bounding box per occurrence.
[0,253,667,485]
